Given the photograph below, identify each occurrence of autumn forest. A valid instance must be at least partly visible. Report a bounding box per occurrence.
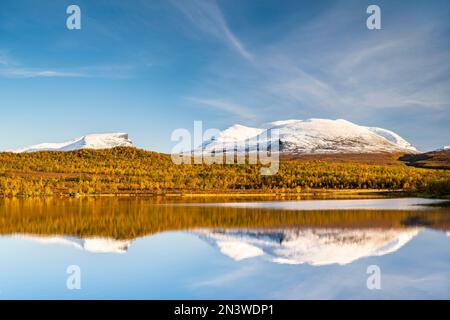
[0,147,448,198]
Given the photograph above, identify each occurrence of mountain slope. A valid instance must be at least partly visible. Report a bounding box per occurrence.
[11,133,133,153]
[198,119,419,154]
[400,149,450,170]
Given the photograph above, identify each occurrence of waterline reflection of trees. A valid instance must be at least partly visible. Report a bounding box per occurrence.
[0,198,449,239]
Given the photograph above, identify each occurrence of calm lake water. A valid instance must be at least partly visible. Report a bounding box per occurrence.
[0,197,449,299]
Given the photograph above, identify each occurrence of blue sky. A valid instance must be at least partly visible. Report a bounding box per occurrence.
[0,0,449,152]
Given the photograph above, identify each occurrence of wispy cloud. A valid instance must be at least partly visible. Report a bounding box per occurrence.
[187,97,256,119]
[169,0,253,61]
[0,50,141,79]
[0,64,143,79]
[0,68,85,78]
[262,17,449,112]
[0,49,87,78]
[188,2,450,117]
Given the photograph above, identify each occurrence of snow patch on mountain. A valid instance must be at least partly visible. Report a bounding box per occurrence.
[11,133,133,153]
[366,127,415,151]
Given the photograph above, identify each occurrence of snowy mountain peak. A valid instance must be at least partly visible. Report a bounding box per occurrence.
[217,124,264,142]
[11,132,134,153]
[198,118,419,154]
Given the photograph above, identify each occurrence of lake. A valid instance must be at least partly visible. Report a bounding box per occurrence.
[0,197,449,299]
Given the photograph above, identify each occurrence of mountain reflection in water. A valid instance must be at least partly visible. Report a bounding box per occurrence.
[194,228,421,265]
[1,197,450,299]
[14,227,423,266]
[2,197,448,266]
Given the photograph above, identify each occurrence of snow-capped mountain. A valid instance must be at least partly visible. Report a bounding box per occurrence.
[17,235,132,254]
[436,146,450,151]
[197,119,419,154]
[11,133,133,153]
[195,228,421,266]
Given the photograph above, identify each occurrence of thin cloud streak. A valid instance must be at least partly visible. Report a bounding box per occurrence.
[0,51,138,79]
[0,49,87,78]
[187,97,257,120]
[0,68,86,78]
[169,0,253,61]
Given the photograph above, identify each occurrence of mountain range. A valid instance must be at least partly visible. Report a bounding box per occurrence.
[7,119,447,154]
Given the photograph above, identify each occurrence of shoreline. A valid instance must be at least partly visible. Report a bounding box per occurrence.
[1,189,448,200]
